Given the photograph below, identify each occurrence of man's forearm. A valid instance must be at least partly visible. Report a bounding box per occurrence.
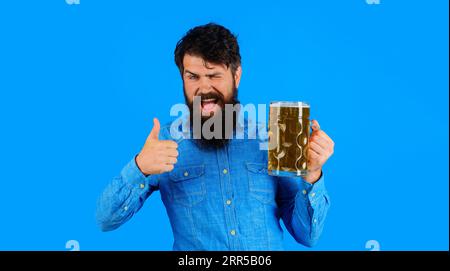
[281,175,330,247]
[96,157,157,231]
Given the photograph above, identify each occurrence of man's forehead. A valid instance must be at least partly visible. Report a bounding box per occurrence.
[183,54,228,73]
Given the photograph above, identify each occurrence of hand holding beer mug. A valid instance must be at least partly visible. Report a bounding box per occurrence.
[268,101,334,184]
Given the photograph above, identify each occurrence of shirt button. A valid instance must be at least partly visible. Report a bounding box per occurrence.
[302,190,307,195]
[311,192,316,197]
[124,206,129,211]
[313,219,317,224]
[230,230,236,236]
[139,183,145,189]
[183,171,189,177]
[223,169,228,174]
[226,200,232,205]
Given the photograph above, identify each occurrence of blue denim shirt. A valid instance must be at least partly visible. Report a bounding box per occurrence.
[96,121,330,250]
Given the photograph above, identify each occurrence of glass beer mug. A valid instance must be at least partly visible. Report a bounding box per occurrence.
[268,101,311,177]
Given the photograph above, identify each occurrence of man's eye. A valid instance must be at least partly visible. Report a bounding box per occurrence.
[188,75,198,80]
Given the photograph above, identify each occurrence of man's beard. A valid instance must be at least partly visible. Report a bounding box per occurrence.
[185,86,240,149]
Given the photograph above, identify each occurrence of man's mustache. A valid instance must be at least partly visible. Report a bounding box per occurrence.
[194,90,225,103]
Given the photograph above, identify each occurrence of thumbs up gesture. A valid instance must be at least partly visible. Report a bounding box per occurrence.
[136,118,179,175]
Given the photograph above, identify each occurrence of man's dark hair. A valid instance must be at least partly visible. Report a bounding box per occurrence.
[174,23,241,76]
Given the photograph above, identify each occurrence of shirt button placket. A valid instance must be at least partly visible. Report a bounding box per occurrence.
[218,146,238,250]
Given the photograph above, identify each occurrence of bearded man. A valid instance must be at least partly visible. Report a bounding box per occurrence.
[96,23,334,251]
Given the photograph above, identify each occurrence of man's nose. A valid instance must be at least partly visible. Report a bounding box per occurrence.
[198,76,213,92]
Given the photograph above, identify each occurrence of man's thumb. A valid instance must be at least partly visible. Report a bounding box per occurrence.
[311,120,321,132]
[148,118,160,140]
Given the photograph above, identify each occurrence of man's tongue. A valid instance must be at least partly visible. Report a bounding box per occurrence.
[202,101,216,111]
[201,100,219,115]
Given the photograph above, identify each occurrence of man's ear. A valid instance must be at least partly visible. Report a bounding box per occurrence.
[234,66,242,88]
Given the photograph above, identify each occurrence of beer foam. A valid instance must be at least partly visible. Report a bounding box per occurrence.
[270,101,310,108]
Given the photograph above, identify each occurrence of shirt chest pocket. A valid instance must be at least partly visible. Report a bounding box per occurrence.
[169,165,206,207]
[246,162,277,205]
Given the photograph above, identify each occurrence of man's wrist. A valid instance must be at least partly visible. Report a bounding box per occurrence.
[303,169,322,184]
[135,154,150,177]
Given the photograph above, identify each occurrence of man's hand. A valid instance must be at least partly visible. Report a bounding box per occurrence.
[135,118,179,175]
[304,120,335,184]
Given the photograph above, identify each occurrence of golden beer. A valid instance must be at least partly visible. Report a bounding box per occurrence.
[268,101,310,177]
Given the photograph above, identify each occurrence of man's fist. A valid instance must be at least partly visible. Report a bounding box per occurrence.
[136,118,179,175]
[304,120,335,184]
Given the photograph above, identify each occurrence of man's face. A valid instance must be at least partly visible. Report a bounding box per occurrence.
[182,54,241,117]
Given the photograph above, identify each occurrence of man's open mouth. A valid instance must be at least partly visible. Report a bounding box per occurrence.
[200,97,221,116]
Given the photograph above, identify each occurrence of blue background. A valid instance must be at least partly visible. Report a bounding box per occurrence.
[0,0,448,251]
